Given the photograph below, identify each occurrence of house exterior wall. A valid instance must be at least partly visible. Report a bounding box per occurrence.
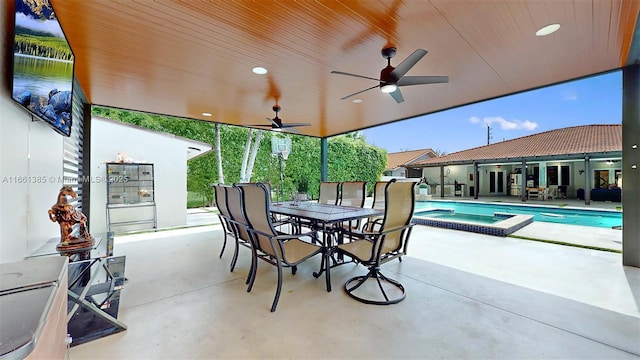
[1,3,65,263]
[90,117,189,234]
[392,168,405,177]
[421,159,622,201]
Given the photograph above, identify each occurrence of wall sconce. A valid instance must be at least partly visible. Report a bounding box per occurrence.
[578,169,585,175]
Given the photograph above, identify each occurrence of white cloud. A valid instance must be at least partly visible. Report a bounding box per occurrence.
[469,116,538,131]
[16,13,65,38]
[562,90,578,101]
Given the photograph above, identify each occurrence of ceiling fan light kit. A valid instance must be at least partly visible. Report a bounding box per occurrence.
[380,84,397,93]
[247,104,311,133]
[331,47,449,103]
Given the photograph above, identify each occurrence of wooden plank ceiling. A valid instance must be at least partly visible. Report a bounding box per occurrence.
[51,0,640,138]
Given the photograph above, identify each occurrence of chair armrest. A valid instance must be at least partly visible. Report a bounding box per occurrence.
[246,226,318,242]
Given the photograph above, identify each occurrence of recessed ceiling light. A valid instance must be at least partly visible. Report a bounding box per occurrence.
[352,98,363,103]
[535,23,561,36]
[201,112,212,117]
[252,67,268,75]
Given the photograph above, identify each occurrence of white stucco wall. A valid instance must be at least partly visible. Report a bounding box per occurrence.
[90,117,192,234]
[1,2,66,263]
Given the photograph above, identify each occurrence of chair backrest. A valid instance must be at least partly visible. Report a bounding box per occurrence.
[339,181,366,207]
[226,186,250,241]
[214,184,233,227]
[213,184,228,216]
[236,182,272,202]
[378,180,417,254]
[372,181,387,210]
[319,182,340,205]
[238,183,278,257]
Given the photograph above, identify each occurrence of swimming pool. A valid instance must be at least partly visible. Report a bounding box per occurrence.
[414,200,622,229]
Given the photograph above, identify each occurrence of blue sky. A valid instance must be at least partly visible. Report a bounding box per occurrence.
[361,70,622,154]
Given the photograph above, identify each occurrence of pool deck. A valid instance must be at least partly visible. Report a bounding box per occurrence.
[421,195,623,252]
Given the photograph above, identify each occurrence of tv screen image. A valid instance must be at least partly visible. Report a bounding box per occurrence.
[12,0,74,136]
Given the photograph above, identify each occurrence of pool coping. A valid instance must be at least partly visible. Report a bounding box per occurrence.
[412,209,534,237]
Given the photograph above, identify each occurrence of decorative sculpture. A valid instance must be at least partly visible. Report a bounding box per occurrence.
[48,185,94,252]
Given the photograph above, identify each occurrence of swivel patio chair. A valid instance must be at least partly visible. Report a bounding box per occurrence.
[239,183,325,312]
[213,184,235,259]
[335,179,416,305]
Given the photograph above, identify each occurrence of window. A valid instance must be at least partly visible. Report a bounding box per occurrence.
[547,166,558,185]
[561,166,570,186]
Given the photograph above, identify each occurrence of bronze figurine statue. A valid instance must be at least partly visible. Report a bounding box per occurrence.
[48,185,94,252]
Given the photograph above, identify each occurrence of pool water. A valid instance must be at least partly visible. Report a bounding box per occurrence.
[414,201,622,229]
[417,209,501,224]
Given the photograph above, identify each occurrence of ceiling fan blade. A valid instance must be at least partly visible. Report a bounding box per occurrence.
[331,70,381,82]
[282,127,301,133]
[280,123,311,128]
[266,117,279,127]
[398,75,449,86]
[340,84,379,100]
[390,49,428,80]
[389,88,404,103]
[247,124,273,128]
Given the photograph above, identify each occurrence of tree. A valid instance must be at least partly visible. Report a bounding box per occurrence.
[215,123,224,184]
[433,148,448,157]
[245,130,264,182]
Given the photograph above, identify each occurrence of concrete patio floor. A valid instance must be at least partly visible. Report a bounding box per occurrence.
[69,202,639,359]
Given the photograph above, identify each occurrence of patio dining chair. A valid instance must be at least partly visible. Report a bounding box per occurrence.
[337,181,367,234]
[213,184,234,259]
[335,179,416,305]
[347,180,387,239]
[225,185,254,275]
[239,183,325,312]
[319,181,341,205]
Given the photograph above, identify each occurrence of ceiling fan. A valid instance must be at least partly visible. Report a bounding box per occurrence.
[249,105,310,133]
[331,47,449,103]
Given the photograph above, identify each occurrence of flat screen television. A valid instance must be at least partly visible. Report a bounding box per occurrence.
[11,0,74,137]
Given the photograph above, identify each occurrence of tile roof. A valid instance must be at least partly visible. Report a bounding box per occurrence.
[412,125,621,167]
[387,148,436,169]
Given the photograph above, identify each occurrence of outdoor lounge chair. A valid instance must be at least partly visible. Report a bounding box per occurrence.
[239,183,324,312]
[545,186,557,200]
[335,179,416,305]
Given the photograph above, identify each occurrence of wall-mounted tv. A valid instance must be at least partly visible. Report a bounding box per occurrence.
[11,0,74,137]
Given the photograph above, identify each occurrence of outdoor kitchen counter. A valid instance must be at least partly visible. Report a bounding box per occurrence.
[0,256,68,360]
